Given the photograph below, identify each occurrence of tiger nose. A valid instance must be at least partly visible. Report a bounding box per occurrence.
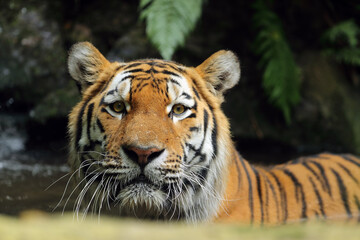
[123,146,164,168]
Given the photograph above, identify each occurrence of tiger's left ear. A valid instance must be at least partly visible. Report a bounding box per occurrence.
[196,50,240,98]
[68,42,110,93]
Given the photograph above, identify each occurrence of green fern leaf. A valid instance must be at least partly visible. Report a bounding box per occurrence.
[253,0,301,124]
[140,0,203,60]
[323,20,360,67]
[323,20,359,47]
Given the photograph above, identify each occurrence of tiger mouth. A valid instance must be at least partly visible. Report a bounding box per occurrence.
[86,171,157,187]
[85,171,163,193]
[125,173,154,187]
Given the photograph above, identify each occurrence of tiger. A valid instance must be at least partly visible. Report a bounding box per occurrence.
[67,41,360,224]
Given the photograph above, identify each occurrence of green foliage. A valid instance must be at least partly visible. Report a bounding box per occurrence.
[139,0,203,60]
[252,0,301,124]
[323,20,360,66]
[324,20,359,47]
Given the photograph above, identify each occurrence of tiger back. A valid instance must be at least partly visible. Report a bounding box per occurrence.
[67,42,360,224]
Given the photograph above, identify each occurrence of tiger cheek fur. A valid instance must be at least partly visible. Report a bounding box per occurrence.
[68,42,360,224]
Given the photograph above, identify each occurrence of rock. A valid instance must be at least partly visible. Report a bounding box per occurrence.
[297,51,360,153]
[106,26,158,62]
[0,5,67,112]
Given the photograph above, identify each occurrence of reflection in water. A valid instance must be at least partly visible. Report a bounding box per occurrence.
[0,114,72,215]
[0,114,26,158]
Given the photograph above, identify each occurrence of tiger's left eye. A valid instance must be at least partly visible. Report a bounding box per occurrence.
[110,101,126,113]
[172,104,186,115]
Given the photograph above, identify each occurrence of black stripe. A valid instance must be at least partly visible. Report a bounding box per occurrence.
[309,160,332,196]
[100,107,112,116]
[269,171,288,223]
[182,148,188,163]
[239,157,254,223]
[106,90,115,96]
[189,126,199,132]
[192,86,201,100]
[340,154,360,168]
[75,99,91,150]
[135,76,151,81]
[187,113,196,118]
[129,77,134,103]
[234,153,242,193]
[96,118,105,133]
[138,83,149,92]
[337,163,359,185]
[264,174,280,223]
[162,70,181,78]
[163,63,186,73]
[253,167,264,224]
[302,162,327,192]
[283,169,307,220]
[86,103,94,142]
[264,174,269,223]
[192,100,197,111]
[119,75,134,83]
[146,68,159,74]
[309,177,326,219]
[199,110,209,151]
[170,78,180,86]
[283,169,299,201]
[183,178,195,191]
[197,167,209,192]
[185,143,206,164]
[123,62,142,70]
[203,110,209,133]
[181,92,191,99]
[331,168,352,218]
[99,95,106,107]
[100,77,113,93]
[211,113,218,158]
[124,68,144,74]
[100,65,122,93]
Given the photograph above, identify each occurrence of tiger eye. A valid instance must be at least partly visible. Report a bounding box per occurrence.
[111,101,125,113]
[172,104,186,115]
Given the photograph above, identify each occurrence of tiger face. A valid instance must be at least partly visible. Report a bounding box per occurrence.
[67,42,240,221]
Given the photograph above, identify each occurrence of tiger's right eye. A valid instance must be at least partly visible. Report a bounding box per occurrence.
[110,101,126,113]
[172,104,186,115]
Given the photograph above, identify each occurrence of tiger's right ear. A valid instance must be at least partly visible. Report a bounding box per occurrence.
[68,42,110,93]
[195,50,240,100]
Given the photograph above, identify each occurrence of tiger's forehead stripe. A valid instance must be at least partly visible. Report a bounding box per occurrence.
[101,71,133,104]
[103,60,192,103]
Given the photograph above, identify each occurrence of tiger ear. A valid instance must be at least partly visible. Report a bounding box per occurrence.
[196,50,240,98]
[68,42,110,93]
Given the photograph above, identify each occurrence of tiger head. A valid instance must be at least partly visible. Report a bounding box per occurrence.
[67,42,240,222]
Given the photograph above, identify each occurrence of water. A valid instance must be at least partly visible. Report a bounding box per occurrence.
[0,114,73,215]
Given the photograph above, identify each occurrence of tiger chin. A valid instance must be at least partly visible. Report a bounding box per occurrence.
[67,42,360,224]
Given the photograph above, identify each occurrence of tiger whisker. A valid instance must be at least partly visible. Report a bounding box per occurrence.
[53,159,94,213]
[74,171,102,220]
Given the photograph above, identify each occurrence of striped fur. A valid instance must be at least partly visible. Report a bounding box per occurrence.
[67,42,360,224]
[220,153,360,224]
